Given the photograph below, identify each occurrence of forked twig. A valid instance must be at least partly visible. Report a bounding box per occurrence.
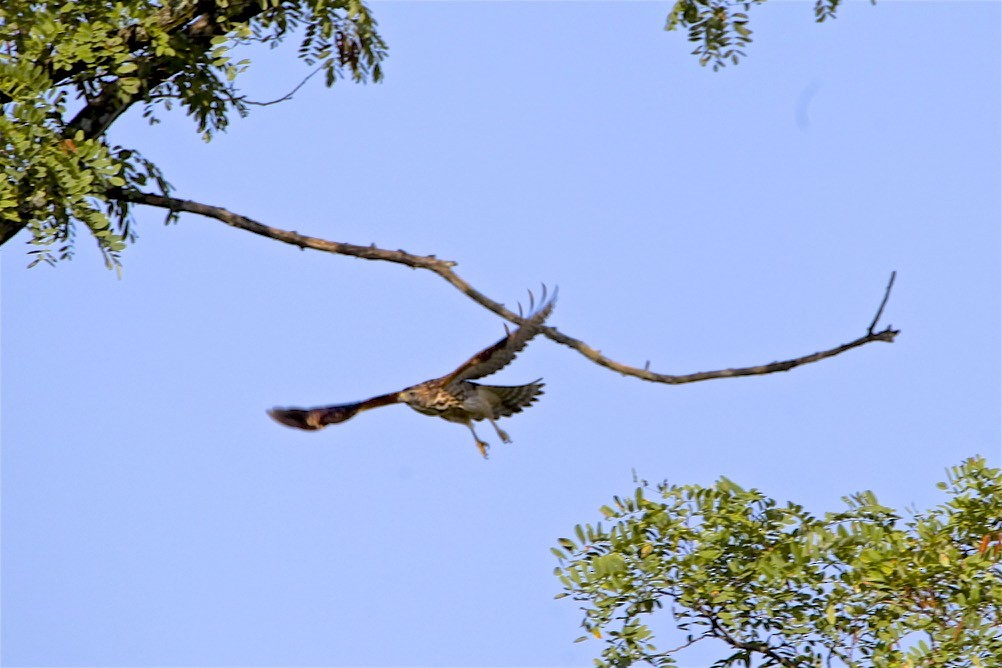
[868,270,896,335]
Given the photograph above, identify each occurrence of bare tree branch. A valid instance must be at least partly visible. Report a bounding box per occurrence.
[107,189,901,384]
[107,189,456,271]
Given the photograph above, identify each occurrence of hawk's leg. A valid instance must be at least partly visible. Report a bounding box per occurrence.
[488,418,511,444]
[465,422,491,459]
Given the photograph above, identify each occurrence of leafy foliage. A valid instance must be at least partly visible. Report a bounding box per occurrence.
[665,0,875,71]
[554,457,1002,667]
[0,0,386,270]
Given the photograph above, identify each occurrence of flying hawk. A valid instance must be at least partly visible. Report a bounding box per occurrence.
[268,289,556,458]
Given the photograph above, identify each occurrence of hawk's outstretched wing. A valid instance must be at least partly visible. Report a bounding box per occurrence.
[268,392,399,430]
[444,287,556,385]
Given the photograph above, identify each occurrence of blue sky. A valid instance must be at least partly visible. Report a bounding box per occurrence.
[3,2,1000,666]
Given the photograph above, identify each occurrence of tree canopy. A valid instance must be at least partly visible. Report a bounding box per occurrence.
[554,457,1002,667]
[0,0,386,269]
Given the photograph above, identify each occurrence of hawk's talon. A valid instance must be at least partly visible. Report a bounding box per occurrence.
[477,441,490,459]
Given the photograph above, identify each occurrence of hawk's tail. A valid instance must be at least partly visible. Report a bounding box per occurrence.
[477,379,544,418]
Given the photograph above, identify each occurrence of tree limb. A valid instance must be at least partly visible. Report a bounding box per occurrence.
[107,188,901,385]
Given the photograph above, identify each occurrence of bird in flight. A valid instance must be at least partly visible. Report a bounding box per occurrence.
[268,288,556,458]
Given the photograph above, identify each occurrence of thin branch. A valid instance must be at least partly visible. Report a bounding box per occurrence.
[107,189,900,385]
[663,632,712,654]
[243,64,324,106]
[868,270,896,335]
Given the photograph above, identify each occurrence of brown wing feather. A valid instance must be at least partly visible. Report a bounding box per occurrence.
[444,290,557,385]
[268,392,400,430]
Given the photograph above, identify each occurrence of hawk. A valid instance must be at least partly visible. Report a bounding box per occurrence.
[268,289,556,458]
